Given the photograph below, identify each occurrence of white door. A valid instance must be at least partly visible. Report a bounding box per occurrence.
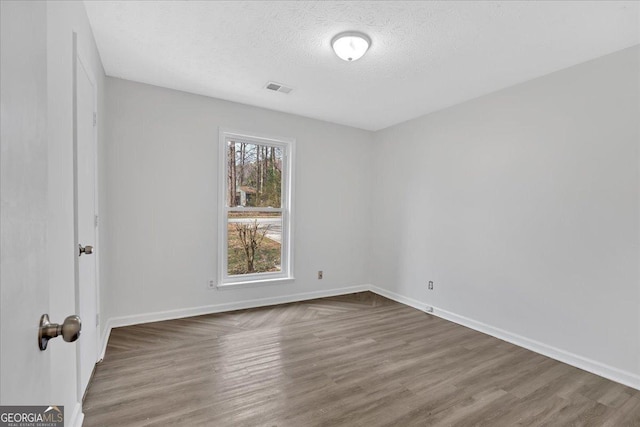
[76,55,99,397]
[0,0,51,404]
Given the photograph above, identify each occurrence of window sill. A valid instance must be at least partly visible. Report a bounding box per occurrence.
[216,276,295,290]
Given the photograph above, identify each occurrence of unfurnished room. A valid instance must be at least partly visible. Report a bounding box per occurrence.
[1,1,639,426]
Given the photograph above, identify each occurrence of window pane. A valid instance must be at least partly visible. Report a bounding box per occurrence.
[227,211,282,275]
[227,140,283,208]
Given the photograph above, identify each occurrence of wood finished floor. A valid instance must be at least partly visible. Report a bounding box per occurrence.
[83,292,640,426]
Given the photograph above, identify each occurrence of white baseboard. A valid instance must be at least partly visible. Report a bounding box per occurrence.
[368,285,640,391]
[67,402,83,427]
[98,284,369,361]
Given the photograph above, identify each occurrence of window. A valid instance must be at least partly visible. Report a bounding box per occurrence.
[218,129,294,287]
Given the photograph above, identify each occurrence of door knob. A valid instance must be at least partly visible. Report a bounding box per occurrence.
[38,314,82,351]
[79,244,93,256]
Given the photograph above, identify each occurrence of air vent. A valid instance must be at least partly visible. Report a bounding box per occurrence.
[265,81,293,94]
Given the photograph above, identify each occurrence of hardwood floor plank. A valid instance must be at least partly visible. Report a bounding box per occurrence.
[83,292,640,426]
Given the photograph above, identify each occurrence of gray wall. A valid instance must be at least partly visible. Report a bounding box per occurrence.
[103,78,373,322]
[371,46,640,381]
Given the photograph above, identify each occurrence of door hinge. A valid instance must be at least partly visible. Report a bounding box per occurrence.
[96,313,100,326]
[94,215,99,227]
[93,112,97,127]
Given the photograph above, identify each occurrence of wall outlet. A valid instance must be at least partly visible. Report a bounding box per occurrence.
[318,270,323,279]
[428,281,434,290]
[208,279,216,289]
[425,306,434,313]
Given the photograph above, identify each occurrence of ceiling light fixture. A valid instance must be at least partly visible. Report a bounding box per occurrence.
[331,31,371,62]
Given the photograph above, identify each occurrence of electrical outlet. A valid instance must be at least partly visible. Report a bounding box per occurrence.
[428,281,434,290]
[318,271,323,280]
[208,279,216,289]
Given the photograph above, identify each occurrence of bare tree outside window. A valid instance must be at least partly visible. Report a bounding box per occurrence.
[233,219,271,273]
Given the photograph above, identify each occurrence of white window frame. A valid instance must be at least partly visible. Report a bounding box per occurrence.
[217,128,295,288]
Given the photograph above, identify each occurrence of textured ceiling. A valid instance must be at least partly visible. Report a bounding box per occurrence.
[84,1,639,131]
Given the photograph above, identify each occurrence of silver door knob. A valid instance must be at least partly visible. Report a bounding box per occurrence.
[38,314,82,351]
[79,244,93,256]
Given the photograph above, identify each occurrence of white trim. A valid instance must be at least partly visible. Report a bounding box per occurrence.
[217,128,295,286]
[98,284,369,361]
[217,128,226,287]
[73,34,101,403]
[227,207,283,212]
[218,127,296,146]
[216,276,296,290]
[368,285,640,391]
[67,402,84,427]
[77,51,102,364]
[98,325,110,362]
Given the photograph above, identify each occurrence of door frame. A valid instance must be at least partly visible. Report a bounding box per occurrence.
[72,31,101,402]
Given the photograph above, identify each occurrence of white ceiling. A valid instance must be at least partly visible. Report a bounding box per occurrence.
[85,1,639,131]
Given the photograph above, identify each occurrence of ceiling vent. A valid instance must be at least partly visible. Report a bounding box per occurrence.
[265,81,293,94]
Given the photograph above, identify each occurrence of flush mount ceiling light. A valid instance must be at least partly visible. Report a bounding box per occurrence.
[331,31,371,62]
